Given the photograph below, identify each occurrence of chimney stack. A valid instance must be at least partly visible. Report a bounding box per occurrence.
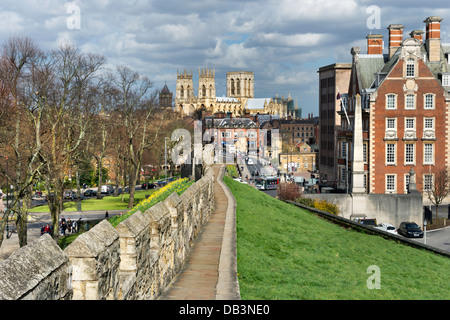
[366,34,384,54]
[424,16,443,62]
[388,24,404,59]
[409,30,424,43]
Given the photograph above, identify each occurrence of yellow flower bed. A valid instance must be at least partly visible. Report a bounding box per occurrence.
[109,178,193,227]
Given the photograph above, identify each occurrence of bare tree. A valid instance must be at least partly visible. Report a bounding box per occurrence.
[422,167,450,220]
[109,65,164,208]
[37,44,105,241]
[0,36,47,247]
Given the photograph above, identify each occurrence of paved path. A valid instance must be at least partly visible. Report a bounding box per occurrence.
[158,164,240,300]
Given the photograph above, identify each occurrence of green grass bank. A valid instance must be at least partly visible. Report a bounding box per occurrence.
[224,176,450,300]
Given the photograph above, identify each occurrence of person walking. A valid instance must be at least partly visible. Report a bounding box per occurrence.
[105,210,109,219]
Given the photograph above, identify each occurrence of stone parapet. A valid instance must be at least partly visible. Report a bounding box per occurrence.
[0,167,216,300]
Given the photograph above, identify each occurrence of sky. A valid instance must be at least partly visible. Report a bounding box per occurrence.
[1,0,450,118]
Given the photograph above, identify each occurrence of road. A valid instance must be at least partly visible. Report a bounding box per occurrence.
[410,225,450,253]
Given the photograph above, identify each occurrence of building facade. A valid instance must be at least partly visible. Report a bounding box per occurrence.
[336,16,450,195]
[317,63,352,187]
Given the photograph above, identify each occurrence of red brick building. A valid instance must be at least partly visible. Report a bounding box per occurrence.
[335,16,450,194]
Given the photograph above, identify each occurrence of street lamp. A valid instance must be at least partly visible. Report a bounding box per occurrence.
[423,219,427,245]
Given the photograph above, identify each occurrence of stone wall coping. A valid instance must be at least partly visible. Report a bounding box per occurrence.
[64,220,119,258]
[116,210,150,238]
[0,234,68,300]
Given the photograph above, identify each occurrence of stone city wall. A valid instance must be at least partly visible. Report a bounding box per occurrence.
[0,167,215,300]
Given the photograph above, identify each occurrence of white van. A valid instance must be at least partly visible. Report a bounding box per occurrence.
[101,185,113,194]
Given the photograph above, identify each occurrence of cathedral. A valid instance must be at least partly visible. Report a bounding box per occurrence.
[175,68,299,118]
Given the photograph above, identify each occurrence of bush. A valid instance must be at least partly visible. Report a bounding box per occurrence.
[313,199,340,215]
[277,182,302,201]
[295,197,340,215]
[226,165,238,178]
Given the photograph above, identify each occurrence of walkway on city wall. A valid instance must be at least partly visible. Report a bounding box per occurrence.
[158,164,240,300]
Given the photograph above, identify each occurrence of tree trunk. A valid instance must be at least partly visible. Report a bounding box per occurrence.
[75,169,82,212]
[97,157,103,199]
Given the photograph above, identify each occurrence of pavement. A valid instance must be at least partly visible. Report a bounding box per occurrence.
[158,164,240,300]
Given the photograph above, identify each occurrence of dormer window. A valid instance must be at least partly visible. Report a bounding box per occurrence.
[406,58,415,77]
[442,74,450,86]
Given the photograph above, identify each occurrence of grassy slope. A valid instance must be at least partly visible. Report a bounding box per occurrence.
[224,176,450,300]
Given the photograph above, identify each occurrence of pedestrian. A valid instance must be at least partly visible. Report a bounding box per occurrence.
[67,218,72,233]
[72,220,77,233]
[40,225,45,236]
[61,221,67,236]
[44,223,50,234]
[105,210,109,219]
[77,218,82,233]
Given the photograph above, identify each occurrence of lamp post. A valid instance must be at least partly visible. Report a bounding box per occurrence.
[423,219,427,245]
[165,137,167,185]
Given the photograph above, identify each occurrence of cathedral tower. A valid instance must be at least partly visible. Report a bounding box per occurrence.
[198,67,216,99]
[227,71,254,99]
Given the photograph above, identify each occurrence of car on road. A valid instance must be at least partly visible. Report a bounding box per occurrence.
[141,182,156,189]
[374,223,398,235]
[247,158,254,165]
[64,191,75,199]
[353,218,377,227]
[398,222,424,238]
[233,177,247,184]
[84,189,97,197]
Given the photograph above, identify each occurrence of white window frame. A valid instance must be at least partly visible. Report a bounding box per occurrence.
[424,117,435,130]
[404,173,411,193]
[386,94,397,109]
[406,58,416,78]
[386,174,396,193]
[404,143,415,165]
[424,93,435,110]
[442,74,450,86]
[386,143,396,165]
[405,94,416,110]
[405,118,415,130]
[424,143,434,165]
[423,174,433,192]
[386,118,396,130]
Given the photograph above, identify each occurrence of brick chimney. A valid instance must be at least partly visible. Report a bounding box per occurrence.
[366,34,383,54]
[424,16,443,62]
[387,24,404,59]
[409,30,424,43]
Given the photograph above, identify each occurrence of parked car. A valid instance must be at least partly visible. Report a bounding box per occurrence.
[64,191,74,199]
[398,222,424,238]
[84,189,97,197]
[233,177,247,184]
[374,223,398,235]
[353,218,377,227]
[141,182,156,189]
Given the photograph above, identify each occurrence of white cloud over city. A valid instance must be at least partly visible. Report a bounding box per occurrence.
[0,0,449,116]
